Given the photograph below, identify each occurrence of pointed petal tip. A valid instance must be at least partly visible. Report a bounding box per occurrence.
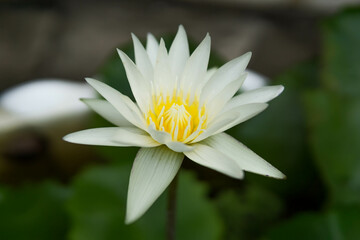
[124,198,156,224]
[157,38,168,56]
[159,38,166,46]
[233,168,245,180]
[117,49,135,66]
[174,25,187,39]
[147,33,156,41]
[185,144,244,179]
[131,33,141,43]
[232,52,252,67]
[85,77,97,85]
[267,85,285,99]
[79,97,98,106]
[238,171,245,180]
[178,24,185,32]
[205,133,286,180]
[176,25,187,37]
[278,85,285,94]
[275,171,287,179]
[62,133,78,144]
[62,134,70,142]
[124,214,137,225]
[79,97,90,103]
[116,48,125,58]
[85,78,106,91]
[204,33,211,42]
[265,171,286,180]
[245,169,286,180]
[79,98,90,106]
[130,33,137,42]
[242,51,252,63]
[191,33,210,56]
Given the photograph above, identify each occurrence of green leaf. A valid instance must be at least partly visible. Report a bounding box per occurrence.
[67,164,223,240]
[67,164,141,240]
[215,185,283,240]
[266,205,360,240]
[0,182,70,240]
[303,8,360,206]
[177,171,224,240]
[304,91,360,205]
[322,8,360,96]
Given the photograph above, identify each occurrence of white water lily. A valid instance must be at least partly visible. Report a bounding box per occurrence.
[64,25,285,224]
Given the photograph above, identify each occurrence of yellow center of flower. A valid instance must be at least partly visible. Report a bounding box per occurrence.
[146,94,207,142]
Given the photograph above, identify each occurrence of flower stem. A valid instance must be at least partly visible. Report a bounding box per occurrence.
[167,173,179,240]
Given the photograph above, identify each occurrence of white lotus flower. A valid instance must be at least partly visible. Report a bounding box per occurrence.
[64,26,285,224]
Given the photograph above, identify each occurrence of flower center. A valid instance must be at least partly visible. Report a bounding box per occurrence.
[164,103,191,135]
[146,94,207,142]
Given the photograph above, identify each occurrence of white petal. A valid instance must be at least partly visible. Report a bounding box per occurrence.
[223,85,284,112]
[169,25,189,78]
[204,133,285,179]
[193,103,268,143]
[191,110,240,143]
[184,144,244,179]
[206,73,247,119]
[112,127,161,147]
[85,78,145,129]
[190,67,218,98]
[131,34,154,82]
[117,50,151,113]
[148,123,172,144]
[153,39,174,96]
[81,98,133,127]
[200,52,251,105]
[180,34,211,98]
[205,67,217,82]
[63,127,130,147]
[166,141,194,152]
[146,33,158,66]
[213,103,268,135]
[126,146,183,224]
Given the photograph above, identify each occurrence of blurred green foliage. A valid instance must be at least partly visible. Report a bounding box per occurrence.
[267,205,360,240]
[0,182,70,240]
[67,165,222,240]
[0,7,360,240]
[265,8,360,240]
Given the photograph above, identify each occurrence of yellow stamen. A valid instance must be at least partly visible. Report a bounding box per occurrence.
[146,92,207,142]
